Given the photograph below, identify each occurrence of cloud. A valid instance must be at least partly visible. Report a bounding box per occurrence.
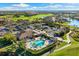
[0,3,79,11]
[12,3,30,7]
[40,4,79,10]
[28,4,64,10]
[0,3,30,11]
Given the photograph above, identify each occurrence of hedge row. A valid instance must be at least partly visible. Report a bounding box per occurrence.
[24,41,57,56]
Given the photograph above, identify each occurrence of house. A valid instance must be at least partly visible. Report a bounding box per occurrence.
[0,18,5,25]
[27,25,35,29]
[43,16,57,22]
[0,27,9,37]
[0,31,6,37]
[17,20,29,25]
[18,29,33,40]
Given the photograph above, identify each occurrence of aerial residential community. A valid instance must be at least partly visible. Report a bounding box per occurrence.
[0,3,79,56]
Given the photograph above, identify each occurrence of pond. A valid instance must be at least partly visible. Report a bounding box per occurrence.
[69,18,79,27]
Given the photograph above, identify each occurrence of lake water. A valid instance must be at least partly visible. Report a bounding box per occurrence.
[69,19,79,27]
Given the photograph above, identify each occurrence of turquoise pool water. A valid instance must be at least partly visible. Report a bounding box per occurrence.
[34,40,45,46]
[31,40,45,48]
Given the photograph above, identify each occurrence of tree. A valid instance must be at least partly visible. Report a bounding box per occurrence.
[15,40,25,56]
[3,33,17,43]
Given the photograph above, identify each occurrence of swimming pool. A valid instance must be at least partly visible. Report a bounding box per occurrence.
[31,40,45,48]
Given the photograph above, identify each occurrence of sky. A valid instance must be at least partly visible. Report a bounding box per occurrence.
[0,3,79,11]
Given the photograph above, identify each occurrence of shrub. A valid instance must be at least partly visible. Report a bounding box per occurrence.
[0,38,12,48]
[3,33,17,43]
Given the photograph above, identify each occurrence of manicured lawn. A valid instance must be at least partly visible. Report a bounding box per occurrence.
[12,14,53,21]
[0,16,7,18]
[49,44,79,56]
[48,37,79,56]
[56,42,67,49]
[0,14,53,22]
[55,22,69,26]
[62,34,67,40]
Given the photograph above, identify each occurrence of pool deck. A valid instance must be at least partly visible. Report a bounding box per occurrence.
[25,38,53,50]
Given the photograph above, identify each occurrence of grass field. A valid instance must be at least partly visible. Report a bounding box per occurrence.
[0,13,53,22]
[49,36,79,56]
[12,14,53,21]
